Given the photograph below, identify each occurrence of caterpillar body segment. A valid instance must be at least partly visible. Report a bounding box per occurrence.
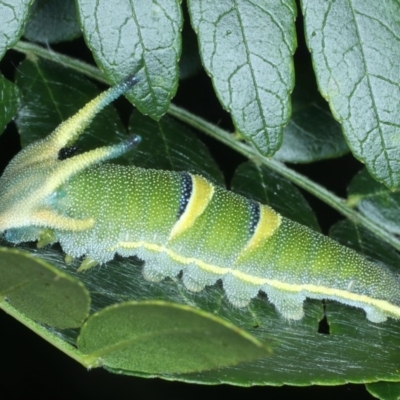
[50,166,400,322]
[1,76,400,323]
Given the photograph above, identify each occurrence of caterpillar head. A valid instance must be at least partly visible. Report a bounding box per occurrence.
[0,75,140,240]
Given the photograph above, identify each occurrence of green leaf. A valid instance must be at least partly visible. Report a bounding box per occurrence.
[23,0,81,44]
[347,168,400,236]
[0,245,90,328]
[274,60,348,163]
[129,112,224,185]
[76,0,182,119]
[0,74,20,135]
[187,0,297,156]
[366,381,400,400]
[231,161,320,231]
[177,300,400,386]
[0,0,32,60]
[78,301,270,374]
[302,1,400,188]
[15,58,130,160]
[12,240,400,385]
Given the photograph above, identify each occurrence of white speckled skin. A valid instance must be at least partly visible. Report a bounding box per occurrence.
[1,76,400,323]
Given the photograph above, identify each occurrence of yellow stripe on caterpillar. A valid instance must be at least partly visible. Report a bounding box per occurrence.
[107,240,400,323]
[169,174,214,240]
[237,204,282,260]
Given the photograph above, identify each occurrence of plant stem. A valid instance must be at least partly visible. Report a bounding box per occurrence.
[13,41,107,84]
[12,40,400,252]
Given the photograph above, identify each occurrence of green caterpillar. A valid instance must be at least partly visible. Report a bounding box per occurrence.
[1,75,400,323]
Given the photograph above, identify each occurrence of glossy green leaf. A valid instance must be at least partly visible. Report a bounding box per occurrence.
[274,61,348,163]
[23,0,81,44]
[347,168,400,236]
[129,112,224,186]
[176,301,400,386]
[76,0,182,119]
[15,58,130,160]
[366,381,400,400]
[0,0,32,60]
[231,161,320,231]
[78,301,270,374]
[0,74,20,135]
[12,240,400,385]
[302,1,400,188]
[187,0,297,156]
[0,245,90,328]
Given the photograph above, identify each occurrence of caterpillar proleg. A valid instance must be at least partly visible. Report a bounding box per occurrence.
[1,76,400,323]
